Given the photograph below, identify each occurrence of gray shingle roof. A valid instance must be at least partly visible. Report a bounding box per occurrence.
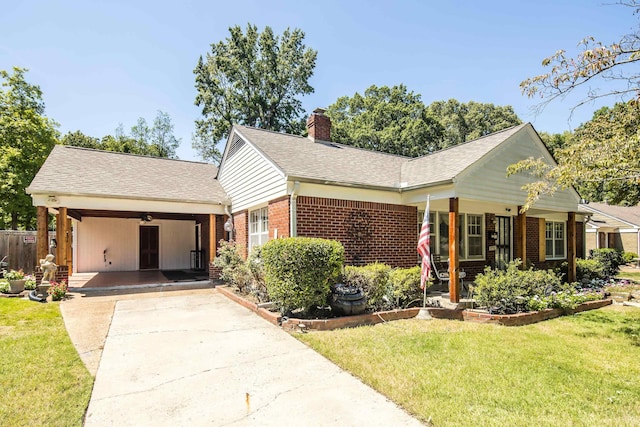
[580,202,640,227]
[401,124,527,188]
[27,145,228,204]
[233,123,528,189]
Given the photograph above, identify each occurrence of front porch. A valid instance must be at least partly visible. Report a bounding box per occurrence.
[68,270,211,290]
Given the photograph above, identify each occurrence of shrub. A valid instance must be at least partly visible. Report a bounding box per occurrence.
[246,246,268,302]
[589,248,624,278]
[262,237,344,314]
[0,280,8,293]
[343,263,392,311]
[213,240,252,292]
[561,258,606,284]
[622,251,638,265]
[3,269,25,280]
[473,259,562,314]
[388,266,424,308]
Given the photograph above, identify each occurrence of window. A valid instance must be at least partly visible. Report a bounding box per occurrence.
[249,207,269,249]
[417,210,484,260]
[545,221,565,259]
[467,214,483,258]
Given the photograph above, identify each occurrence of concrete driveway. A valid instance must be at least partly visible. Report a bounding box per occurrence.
[82,291,423,426]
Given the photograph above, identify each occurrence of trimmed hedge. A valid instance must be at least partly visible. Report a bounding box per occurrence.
[343,263,391,311]
[262,237,344,314]
[589,248,624,278]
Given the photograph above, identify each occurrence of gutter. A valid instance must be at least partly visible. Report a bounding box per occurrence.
[290,181,300,237]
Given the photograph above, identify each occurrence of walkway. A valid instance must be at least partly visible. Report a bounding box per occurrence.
[79,291,423,426]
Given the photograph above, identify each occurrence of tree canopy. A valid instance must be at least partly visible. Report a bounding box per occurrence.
[427,99,522,148]
[514,1,640,208]
[193,24,317,163]
[326,84,443,157]
[61,110,181,158]
[326,85,522,157]
[521,1,640,112]
[508,100,640,209]
[0,67,59,229]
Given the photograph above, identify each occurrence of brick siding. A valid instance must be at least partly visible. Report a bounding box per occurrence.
[268,197,290,239]
[296,196,417,267]
[233,210,248,259]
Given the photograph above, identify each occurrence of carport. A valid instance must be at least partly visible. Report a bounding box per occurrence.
[27,145,230,283]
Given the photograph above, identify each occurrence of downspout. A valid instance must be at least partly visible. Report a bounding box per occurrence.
[224,204,234,241]
[290,181,300,237]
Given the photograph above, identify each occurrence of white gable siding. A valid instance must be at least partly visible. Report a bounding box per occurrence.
[456,127,579,212]
[219,136,287,212]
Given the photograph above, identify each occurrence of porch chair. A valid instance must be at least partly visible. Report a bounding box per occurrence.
[430,254,471,299]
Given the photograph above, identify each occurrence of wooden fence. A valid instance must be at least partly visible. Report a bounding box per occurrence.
[0,230,55,274]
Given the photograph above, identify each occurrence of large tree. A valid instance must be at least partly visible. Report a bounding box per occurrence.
[514,1,640,208]
[0,67,58,229]
[193,24,317,163]
[508,100,640,209]
[427,99,522,148]
[326,84,443,157]
[520,1,640,112]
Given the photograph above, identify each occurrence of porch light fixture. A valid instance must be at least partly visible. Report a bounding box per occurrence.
[47,195,59,206]
[141,214,153,222]
[224,218,234,232]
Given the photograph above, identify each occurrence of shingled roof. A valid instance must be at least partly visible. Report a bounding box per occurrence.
[580,202,640,228]
[232,123,529,189]
[27,145,228,204]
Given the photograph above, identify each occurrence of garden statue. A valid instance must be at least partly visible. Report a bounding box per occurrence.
[40,254,57,283]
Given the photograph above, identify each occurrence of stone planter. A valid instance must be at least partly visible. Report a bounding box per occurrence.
[8,279,25,294]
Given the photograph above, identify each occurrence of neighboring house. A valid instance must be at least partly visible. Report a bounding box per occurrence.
[28,109,586,302]
[579,202,640,255]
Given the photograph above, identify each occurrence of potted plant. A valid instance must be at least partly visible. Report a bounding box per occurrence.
[3,269,26,294]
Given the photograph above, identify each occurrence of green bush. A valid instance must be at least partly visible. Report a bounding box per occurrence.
[589,248,624,278]
[213,240,253,293]
[560,258,606,283]
[473,259,562,314]
[262,237,344,314]
[623,251,638,264]
[343,263,392,311]
[388,266,424,308]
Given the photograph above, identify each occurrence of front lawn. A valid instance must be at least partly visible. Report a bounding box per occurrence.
[0,298,93,426]
[297,305,640,426]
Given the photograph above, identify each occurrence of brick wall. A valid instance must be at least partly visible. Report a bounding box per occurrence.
[233,210,248,259]
[296,196,417,267]
[268,197,290,239]
[35,265,69,285]
[526,217,541,266]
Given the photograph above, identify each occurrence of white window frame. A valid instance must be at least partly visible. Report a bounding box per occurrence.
[545,221,566,259]
[249,206,269,249]
[417,211,485,261]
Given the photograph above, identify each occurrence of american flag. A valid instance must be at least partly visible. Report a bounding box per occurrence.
[417,195,431,290]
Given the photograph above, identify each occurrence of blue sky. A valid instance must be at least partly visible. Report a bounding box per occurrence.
[1,1,634,161]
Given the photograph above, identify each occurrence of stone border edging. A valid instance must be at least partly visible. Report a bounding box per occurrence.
[217,286,612,329]
[216,286,420,330]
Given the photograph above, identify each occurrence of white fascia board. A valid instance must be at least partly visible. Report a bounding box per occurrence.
[31,193,226,215]
[579,205,639,228]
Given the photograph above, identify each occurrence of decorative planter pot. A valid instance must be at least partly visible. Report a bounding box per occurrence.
[8,279,25,294]
[330,284,367,316]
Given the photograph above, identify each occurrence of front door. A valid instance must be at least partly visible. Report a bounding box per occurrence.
[139,225,159,270]
[496,216,511,269]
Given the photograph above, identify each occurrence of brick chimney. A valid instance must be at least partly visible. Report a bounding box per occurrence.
[307,108,331,142]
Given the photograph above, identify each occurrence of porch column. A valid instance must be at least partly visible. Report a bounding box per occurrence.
[209,214,217,263]
[56,207,68,269]
[36,206,48,262]
[567,212,577,283]
[515,206,526,268]
[449,197,460,303]
[66,217,73,276]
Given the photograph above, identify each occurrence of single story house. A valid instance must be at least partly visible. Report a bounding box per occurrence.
[579,202,640,255]
[28,109,586,302]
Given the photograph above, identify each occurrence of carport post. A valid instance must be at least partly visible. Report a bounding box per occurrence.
[36,206,48,262]
[56,207,68,269]
[209,214,217,264]
[448,197,460,303]
[567,212,576,283]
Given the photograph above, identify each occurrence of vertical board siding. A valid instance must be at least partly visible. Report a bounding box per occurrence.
[0,230,54,274]
[77,218,195,272]
[219,137,287,212]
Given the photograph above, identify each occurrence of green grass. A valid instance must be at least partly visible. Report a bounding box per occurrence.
[0,298,93,427]
[297,305,640,427]
[617,271,640,282]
